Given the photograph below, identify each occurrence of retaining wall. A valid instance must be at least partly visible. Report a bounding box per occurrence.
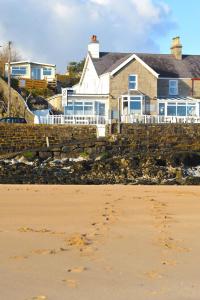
[0,124,96,154]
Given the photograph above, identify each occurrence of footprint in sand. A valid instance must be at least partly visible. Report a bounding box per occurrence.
[67,266,88,273]
[62,279,78,288]
[32,249,57,255]
[10,255,28,260]
[31,296,47,300]
[162,259,177,266]
[144,270,163,280]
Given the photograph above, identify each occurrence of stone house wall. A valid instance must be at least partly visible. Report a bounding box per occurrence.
[157,78,192,98]
[109,59,157,115]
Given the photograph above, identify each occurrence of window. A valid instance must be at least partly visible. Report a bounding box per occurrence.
[169,80,178,95]
[177,103,186,116]
[130,96,141,114]
[159,101,198,117]
[84,102,93,115]
[11,67,27,76]
[159,103,165,116]
[43,68,52,76]
[122,96,142,115]
[187,104,196,116]
[95,102,105,116]
[74,102,83,115]
[64,101,73,115]
[167,103,176,116]
[128,75,137,90]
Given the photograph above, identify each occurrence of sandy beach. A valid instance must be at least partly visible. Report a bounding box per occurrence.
[0,185,200,300]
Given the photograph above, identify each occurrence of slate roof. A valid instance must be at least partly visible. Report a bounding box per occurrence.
[92,52,200,78]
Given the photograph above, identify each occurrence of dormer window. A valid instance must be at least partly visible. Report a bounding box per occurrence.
[169,80,178,95]
[129,74,137,90]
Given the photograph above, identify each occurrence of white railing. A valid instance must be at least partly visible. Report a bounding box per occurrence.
[39,115,107,125]
[121,115,200,124]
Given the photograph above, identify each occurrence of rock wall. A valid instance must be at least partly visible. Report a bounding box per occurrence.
[111,124,200,152]
[0,124,96,155]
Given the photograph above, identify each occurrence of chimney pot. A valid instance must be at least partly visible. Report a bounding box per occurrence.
[171,36,182,60]
[91,35,97,43]
[88,35,100,58]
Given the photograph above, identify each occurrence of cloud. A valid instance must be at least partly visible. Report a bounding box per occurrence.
[0,0,176,72]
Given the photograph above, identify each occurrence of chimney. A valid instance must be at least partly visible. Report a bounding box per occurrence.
[171,36,182,60]
[88,35,100,59]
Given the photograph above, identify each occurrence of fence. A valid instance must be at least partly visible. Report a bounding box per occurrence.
[39,115,107,125]
[121,115,200,124]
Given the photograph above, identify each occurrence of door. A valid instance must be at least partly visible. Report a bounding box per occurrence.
[31,68,41,80]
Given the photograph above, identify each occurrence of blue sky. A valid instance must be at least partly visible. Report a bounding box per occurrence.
[160,0,200,54]
[0,0,199,72]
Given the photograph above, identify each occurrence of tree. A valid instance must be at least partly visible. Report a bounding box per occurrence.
[67,59,85,77]
[0,43,22,76]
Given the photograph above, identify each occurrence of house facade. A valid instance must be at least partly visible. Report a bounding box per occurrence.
[5,61,56,83]
[46,35,200,125]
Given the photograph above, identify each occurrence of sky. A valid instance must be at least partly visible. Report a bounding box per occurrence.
[0,0,200,73]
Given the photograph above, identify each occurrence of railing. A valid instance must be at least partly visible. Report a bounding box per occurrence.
[39,115,107,125]
[121,115,200,124]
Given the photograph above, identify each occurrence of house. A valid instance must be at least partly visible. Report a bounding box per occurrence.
[45,35,200,125]
[5,61,56,84]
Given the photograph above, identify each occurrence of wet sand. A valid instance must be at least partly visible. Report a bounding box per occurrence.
[0,185,200,300]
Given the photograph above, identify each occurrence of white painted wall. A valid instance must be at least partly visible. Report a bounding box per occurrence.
[74,55,110,95]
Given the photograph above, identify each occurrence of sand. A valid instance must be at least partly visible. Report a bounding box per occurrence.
[0,185,200,300]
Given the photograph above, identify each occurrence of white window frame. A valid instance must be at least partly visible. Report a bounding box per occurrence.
[122,95,143,115]
[158,100,199,117]
[169,80,178,96]
[128,74,138,91]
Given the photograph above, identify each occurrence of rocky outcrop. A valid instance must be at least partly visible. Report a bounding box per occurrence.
[1,138,200,184]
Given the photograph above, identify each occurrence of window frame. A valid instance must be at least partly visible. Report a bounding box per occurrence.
[128,74,138,91]
[169,80,178,96]
[43,67,52,76]
[122,95,143,115]
[11,66,27,76]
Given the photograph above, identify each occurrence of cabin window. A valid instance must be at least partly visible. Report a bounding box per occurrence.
[128,75,137,90]
[43,68,52,76]
[169,80,178,95]
[11,67,27,76]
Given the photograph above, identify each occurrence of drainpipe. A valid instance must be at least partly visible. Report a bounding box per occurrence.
[117,96,121,134]
[7,41,12,116]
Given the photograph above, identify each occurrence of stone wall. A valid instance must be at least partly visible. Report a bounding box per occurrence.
[0,124,96,155]
[113,124,200,151]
